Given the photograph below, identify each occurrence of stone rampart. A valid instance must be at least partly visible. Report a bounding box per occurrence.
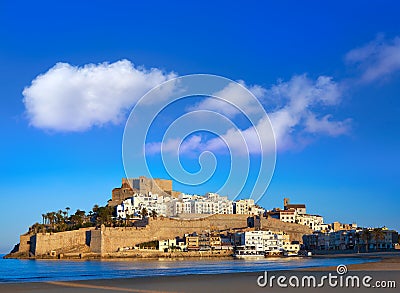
[32,228,93,256]
[261,217,313,242]
[15,214,312,257]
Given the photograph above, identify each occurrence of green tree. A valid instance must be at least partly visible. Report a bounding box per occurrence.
[56,210,63,225]
[88,210,93,221]
[95,205,114,226]
[47,212,56,231]
[75,209,86,226]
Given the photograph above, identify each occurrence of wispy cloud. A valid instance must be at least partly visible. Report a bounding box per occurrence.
[305,113,351,136]
[148,74,350,155]
[346,35,400,82]
[188,80,266,117]
[147,135,208,156]
[23,60,176,132]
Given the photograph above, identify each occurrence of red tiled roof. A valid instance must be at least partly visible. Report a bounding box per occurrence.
[285,204,306,208]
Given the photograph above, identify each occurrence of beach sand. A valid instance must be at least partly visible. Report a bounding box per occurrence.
[1,252,399,293]
[306,251,400,271]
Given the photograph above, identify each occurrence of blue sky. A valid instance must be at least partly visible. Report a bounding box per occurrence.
[1,1,400,253]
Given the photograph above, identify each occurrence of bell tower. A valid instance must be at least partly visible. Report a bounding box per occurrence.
[283,198,290,209]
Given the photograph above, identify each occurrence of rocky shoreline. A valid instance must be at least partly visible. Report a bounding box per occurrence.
[4,248,234,260]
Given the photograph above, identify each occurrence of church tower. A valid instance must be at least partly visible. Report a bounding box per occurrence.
[283,198,290,209]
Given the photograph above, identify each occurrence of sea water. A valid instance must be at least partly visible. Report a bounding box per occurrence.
[0,255,374,283]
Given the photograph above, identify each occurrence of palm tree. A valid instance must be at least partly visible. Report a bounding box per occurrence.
[65,207,70,218]
[371,228,385,250]
[74,209,86,226]
[361,228,371,252]
[45,212,51,226]
[45,212,54,231]
[33,222,40,234]
[96,205,113,226]
[56,210,63,225]
[51,212,57,230]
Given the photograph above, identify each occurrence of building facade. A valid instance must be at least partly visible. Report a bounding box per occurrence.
[234,230,296,256]
[303,229,399,252]
[267,198,326,232]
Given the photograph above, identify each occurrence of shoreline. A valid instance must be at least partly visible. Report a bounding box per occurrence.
[1,252,399,292]
[4,249,234,260]
[305,251,400,271]
[5,250,399,261]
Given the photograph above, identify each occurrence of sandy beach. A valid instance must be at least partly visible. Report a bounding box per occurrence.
[1,252,399,293]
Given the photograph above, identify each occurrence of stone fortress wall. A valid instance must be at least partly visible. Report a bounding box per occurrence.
[13,214,312,257]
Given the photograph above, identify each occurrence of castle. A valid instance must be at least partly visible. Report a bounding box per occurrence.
[9,214,312,259]
[6,178,344,259]
[109,176,180,206]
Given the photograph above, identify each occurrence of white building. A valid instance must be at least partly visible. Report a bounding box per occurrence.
[296,214,325,231]
[274,209,296,223]
[283,241,301,255]
[236,230,265,256]
[116,198,136,219]
[235,230,285,257]
[116,191,265,219]
[234,199,254,214]
[169,200,193,215]
[167,192,234,217]
[116,192,172,219]
[268,209,326,232]
[233,199,265,215]
[158,239,177,252]
[263,231,284,255]
[267,198,327,232]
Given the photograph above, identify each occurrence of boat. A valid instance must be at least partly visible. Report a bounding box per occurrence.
[233,248,265,259]
[233,253,265,259]
[298,250,313,257]
[283,251,299,257]
[264,250,283,257]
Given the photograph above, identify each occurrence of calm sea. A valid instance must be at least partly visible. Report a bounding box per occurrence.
[0,254,373,283]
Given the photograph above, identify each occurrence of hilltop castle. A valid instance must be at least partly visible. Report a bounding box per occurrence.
[109,176,180,206]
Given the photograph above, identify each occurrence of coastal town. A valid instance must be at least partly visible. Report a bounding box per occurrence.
[6,176,400,259]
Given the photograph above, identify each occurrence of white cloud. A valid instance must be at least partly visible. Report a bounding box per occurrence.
[305,113,352,136]
[147,135,207,156]
[147,74,350,155]
[23,59,351,154]
[188,80,266,117]
[270,75,342,110]
[346,35,400,82]
[211,75,348,153]
[23,60,176,132]
[266,74,348,149]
